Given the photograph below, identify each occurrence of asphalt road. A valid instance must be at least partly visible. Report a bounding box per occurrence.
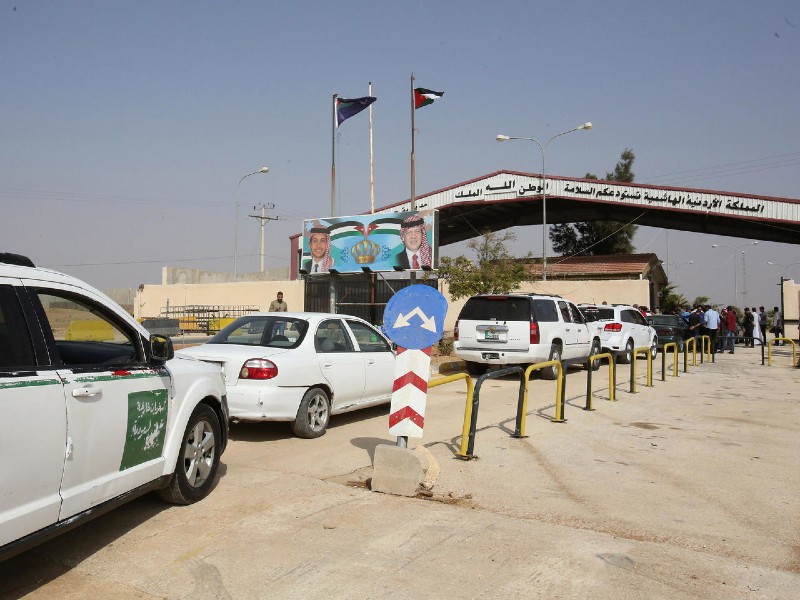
[2,347,799,599]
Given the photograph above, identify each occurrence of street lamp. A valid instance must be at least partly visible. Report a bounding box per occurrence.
[767,261,800,280]
[496,121,592,281]
[668,260,693,280]
[767,261,800,327]
[234,166,269,282]
[711,240,758,306]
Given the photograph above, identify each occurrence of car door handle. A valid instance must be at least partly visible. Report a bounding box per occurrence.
[72,385,102,398]
[322,362,334,368]
[367,359,376,365]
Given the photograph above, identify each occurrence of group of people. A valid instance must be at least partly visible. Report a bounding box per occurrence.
[676,304,784,354]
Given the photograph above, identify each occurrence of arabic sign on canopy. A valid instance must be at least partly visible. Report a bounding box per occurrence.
[300,210,438,275]
[374,172,798,223]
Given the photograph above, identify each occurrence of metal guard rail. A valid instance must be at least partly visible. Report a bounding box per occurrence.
[585,352,615,411]
[428,372,475,459]
[629,347,654,393]
[767,338,798,367]
[661,342,679,380]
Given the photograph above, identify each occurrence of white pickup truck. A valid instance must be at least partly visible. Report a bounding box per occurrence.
[0,253,229,562]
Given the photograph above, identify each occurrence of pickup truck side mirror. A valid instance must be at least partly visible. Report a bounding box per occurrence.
[150,334,175,363]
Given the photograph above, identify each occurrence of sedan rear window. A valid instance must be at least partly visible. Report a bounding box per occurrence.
[648,315,681,326]
[209,316,308,348]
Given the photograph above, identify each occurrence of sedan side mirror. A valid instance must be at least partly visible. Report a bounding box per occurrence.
[150,334,174,363]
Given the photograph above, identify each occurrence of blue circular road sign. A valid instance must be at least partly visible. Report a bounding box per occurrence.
[383,284,448,350]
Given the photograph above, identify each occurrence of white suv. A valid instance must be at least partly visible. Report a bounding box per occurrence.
[577,304,657,363]
[0,253,229,561]
[453,293,602,379]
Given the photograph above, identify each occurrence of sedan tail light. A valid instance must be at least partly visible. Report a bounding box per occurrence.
[530,322,540,344]
[240,359,278,380]
[604,322,623,332]
[454,320,459,341]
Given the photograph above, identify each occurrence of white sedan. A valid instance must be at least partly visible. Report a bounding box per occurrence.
[177,313,396,438]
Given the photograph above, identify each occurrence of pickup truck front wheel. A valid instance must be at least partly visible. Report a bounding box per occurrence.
[158,403,221,505]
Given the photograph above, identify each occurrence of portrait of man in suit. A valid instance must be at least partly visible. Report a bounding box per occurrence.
[395,214,432,270]
[302,221,334,274]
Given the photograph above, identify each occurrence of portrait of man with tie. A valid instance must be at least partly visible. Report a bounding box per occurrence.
[302,221,334,274]
[395,214,432,270]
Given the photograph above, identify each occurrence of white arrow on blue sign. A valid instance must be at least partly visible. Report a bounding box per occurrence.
[383,284,448,350]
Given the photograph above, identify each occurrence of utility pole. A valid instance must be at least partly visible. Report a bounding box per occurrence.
[249,203,278,274]
[741,250,748,307]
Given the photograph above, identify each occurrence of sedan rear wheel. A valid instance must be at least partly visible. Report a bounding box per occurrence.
[292,387,331,439]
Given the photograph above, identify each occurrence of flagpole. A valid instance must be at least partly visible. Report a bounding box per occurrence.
[411,73,416,212]
[331,93,337,217]
[369,82,375,214]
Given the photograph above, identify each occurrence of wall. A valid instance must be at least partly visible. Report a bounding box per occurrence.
[135,281,304,319]
[782,279,799,339]
[136,277,653,332]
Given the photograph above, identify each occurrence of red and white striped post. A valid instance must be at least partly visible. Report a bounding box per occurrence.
[388,346,432,440]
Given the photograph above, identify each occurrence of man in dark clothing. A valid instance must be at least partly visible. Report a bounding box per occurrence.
[688,307,703,344]
[743,307,755,347]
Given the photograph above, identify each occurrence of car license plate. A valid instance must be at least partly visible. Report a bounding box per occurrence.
[482,352,500,360]
[485,330,499,340]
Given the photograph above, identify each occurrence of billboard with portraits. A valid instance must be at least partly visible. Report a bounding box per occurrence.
[299,210,438,275]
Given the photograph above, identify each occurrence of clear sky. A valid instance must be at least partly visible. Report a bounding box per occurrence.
[2,1,799,308]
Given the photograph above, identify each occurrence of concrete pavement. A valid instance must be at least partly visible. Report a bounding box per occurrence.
[1,346,798,599]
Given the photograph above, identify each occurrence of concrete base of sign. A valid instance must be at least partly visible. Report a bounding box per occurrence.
[371,445,427,497]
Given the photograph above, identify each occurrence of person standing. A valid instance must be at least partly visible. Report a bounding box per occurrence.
[772,306,783,345]
[751,307,762,346]
[703,304,720,355]
[688,306,703,344]
[743,307,754,347]
[723,305,737,353]
[269,291,287,312]
[758,307,767,345]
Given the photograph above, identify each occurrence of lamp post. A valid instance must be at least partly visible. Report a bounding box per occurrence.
[668,260,693,280]
[767,261,800,324]
[234,166,269,282]
[711,240,758,306]
[496,122,592,281]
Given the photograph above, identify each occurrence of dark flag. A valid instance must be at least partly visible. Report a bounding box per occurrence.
[336,96,377,126]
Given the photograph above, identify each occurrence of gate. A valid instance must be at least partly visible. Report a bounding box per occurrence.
[303,273,438,325]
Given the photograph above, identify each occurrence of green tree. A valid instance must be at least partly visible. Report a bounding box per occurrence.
[692,295,710,307]
[437,229,530,300]
[657,280,687,313]
[550,149,638,256]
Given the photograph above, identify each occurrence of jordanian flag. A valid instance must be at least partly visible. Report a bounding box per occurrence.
[336,96,377,126]
[414,88,443,109]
